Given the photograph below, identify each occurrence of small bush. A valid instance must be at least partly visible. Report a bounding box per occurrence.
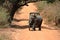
[47,0,55,3]
[55,15,60,26]
[0,6,9,28]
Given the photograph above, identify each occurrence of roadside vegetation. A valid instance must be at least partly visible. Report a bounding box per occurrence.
[36,0,60,27]
[0,0,40,28]
[0,6,9,28]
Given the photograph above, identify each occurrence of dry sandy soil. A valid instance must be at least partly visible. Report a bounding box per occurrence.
[0,3,60,40]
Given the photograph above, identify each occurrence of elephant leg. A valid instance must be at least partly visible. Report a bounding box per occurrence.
[38,20,42,31]
[29,23,32,31]
[37,24,41,31]
[29,25,30,31]
[39,25,41,31]
[32,23,36,31]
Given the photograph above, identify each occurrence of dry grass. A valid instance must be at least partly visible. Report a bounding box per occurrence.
[0,6,9,28]
[36,1,60,27]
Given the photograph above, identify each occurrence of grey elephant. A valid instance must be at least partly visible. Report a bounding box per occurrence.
[29,12,43,31]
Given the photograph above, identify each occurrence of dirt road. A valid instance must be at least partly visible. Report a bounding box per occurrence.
[0,3,60,40]
[13,3,37,26]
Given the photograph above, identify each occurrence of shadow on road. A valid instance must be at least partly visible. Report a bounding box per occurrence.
[42,26,58,30]
[10,24,29,29]
[13,18,29,22]
[9,24,58,30]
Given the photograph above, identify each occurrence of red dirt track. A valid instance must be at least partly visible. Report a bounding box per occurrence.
[0,3,60,40]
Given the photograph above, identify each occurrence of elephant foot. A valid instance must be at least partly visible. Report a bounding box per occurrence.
[39,29,41,31]
[39,27,41,31]
[33,28,36,31]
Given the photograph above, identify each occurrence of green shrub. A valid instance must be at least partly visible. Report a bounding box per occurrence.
[36,1,60,27]
[0,6,9,28]
[47,0,55,3]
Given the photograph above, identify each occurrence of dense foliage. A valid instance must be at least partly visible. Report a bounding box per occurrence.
[0,0,40,27]
[36,0,60,27]
[0,0,59,27]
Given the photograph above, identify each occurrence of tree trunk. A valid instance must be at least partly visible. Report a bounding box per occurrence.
[8,0,20,23]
